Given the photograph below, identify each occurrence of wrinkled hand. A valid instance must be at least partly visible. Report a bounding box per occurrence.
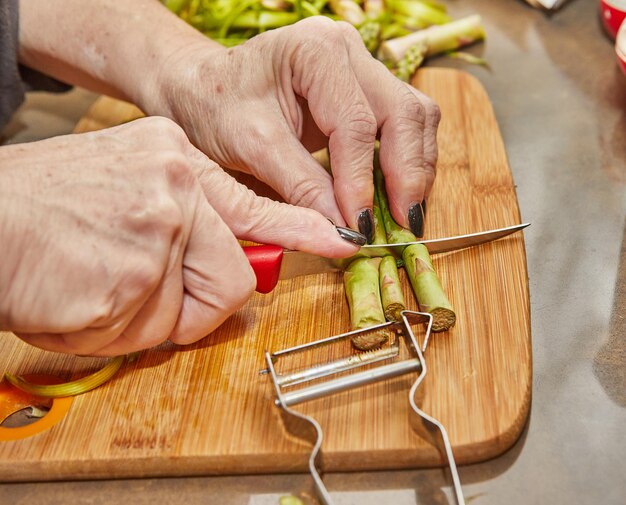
[152,16,440,239]
[0,117,357,356]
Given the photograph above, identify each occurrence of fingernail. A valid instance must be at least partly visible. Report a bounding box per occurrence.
[336,226,367,246]
[421,199,427,217]
[357,209,375,244]
[408,203,424,238]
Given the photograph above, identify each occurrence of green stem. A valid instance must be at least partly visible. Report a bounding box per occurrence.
[374,165,456,331]
[343,257,388,350]
[379,14,486,63]
[387,0,451,25]
[371,183,388,246]
[373,167,417,246]
[402,244,455,331]
[379,256,406,322]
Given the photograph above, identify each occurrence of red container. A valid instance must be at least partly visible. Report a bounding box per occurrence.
[617,22,626,75]
[600,0,626,40]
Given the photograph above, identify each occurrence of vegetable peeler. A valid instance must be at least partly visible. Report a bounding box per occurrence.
[260,310,465,505]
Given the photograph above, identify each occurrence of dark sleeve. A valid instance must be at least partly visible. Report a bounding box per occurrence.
[0,0,71,130]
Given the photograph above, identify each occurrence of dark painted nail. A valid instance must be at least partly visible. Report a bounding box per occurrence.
[408,203,424,238]
[357,209,375,244]
[421,199,427,217]
[336,226,367,246]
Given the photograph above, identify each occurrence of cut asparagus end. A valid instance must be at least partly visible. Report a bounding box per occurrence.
[402,243,456,332]
[344,257,388,350]
[379,14,485,63]
[380,256,406,322]
[351,331,389,351]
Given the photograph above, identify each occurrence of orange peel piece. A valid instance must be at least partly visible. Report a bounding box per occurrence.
[0,374,73,441]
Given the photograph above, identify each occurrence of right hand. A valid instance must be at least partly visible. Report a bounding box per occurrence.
[0,117,358,356]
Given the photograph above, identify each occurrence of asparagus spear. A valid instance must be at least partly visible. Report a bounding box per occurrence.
[343,257,388,350]
[379,14,486,63]
[374,166,456,332]
[372,183,406,322]
[373,168,416,245]
[402,243,456,331]
[379,255,406,322]
[371,182,388,246]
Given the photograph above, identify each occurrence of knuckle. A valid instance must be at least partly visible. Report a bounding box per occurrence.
[155,149,196,192]
[288,177,330,210]
[336,20,363,45]
[143,116,189,147]
[130,257,164,293]
[294,16,344,52]
[398,90,426,124]
[242,120,283,162]
[346,107,377,143]
[429,101,442,125]
[298,15,339,35]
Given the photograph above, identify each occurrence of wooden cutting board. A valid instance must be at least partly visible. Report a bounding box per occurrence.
[0,68,531,481]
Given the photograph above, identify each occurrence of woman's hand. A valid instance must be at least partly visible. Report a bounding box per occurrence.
[150,16,441,239]
[0,117,358,356]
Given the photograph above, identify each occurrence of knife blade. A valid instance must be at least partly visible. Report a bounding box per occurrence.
[244,223,529,293]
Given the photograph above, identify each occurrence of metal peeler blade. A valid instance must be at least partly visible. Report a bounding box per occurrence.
[261,311,465,505]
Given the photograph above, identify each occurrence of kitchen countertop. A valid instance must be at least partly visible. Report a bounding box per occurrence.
[1,0,624,504]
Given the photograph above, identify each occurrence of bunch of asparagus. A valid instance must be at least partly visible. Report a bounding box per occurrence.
[344,166,455,350]
[163,0,486,80]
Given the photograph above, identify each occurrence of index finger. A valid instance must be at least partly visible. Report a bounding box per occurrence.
[283,17,378,240]
[336,22,441,237]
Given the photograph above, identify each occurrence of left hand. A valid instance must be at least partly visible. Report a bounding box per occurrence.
[147,16,440,238]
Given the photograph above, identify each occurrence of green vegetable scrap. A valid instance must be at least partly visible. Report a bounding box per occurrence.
[278,496,305,505]
[162,1,486,76]
[379,14,486,79]
[4,353,139,398]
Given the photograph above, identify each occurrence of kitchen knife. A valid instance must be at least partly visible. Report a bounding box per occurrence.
[244,223,530,293]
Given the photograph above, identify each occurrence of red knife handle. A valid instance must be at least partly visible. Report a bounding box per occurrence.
[243,245,284,294]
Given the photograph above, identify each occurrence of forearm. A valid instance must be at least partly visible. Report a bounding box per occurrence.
[0,146,29,329]
[17,0,223,108]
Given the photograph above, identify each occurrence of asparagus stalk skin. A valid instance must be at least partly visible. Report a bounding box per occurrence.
[379,255,406,322]
[402,244,456,331]
[374,163,456,332]
[394,41,427,82]
[379,14,486,63]
[386,0,451,25]
[343,257,388,350]
[372,177,406,322]
[329,0,367,26]
[164,2,486,73]
[373,168,417,246]
[371,181,388,246]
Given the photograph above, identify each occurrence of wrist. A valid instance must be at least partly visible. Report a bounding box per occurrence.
[135,35,226,120]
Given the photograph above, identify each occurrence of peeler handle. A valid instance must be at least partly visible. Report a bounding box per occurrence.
[243,244,284,294]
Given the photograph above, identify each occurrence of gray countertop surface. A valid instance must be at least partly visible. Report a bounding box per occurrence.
[1,0,625,504]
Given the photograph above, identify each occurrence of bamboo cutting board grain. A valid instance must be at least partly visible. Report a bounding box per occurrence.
[0,68,531,481]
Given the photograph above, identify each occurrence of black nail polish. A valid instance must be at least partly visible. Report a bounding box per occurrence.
[408,203,424,238]
[357,209,375,244]
[336,226,367,246]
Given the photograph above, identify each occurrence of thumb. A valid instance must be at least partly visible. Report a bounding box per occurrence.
[186,146,361,258]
